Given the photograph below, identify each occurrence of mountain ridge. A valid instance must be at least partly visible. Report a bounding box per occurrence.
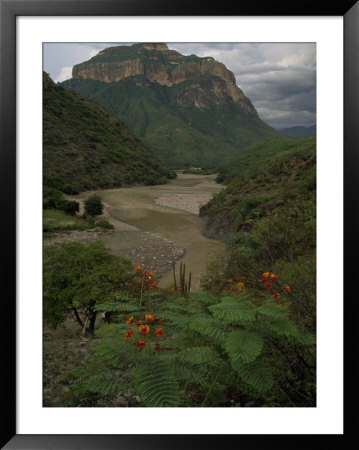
[63,43,281,168]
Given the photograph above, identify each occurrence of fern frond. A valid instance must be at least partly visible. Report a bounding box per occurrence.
[256,301,285,318]
[287,331,316,345]
[94,301,138,312]
[266,318,298,339]
[94,336,130,363]
[231,359,274,393]
[131,359,180,407]
[174,362,208,386]
[114,292,132,302]
[95,323,128,337]
[188,315,228,345]
[189,292,219,307]
[225,330,263,364]
[83,376,124,396]
[209,298,256,324]
[179,346,220,366]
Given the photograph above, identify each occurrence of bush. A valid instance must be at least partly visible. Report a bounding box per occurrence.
[43,241,132,333]
[62,200,79,216]
[84,195,103,217]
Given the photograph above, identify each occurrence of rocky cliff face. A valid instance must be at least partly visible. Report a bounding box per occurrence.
[72,43,256,113]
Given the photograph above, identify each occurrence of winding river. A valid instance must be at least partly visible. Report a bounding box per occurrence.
[97,173,225,290]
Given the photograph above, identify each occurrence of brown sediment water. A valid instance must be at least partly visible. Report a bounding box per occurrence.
[98,173,225,291]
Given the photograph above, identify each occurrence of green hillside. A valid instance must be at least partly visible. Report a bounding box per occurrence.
[43,72,175,194]
[61,43,281,168]
[62,77,280,168]
[200,137,316,238]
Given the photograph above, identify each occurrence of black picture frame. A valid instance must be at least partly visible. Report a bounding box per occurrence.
[1,0,357,448]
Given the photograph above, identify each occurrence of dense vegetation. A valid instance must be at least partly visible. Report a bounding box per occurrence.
[43,136,316,408]
[200,137,316,237]
[62,76,280,169]
[43,72,175,195]
[196,136,317,404]
[43,256,315,407]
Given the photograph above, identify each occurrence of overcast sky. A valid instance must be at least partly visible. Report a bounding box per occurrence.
[43,42,316,130]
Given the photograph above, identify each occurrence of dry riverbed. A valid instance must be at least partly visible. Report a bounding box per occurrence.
[44,173,225,290]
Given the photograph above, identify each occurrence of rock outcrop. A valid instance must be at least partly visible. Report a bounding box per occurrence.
[72,43,255,113]
[63,44,280,168]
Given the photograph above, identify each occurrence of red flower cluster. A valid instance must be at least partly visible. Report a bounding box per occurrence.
[124,327,134,340]
[124,313,165,351]
[223,277,245,296]
[136,340,148,350]
[132,265,159,292]
[154,327,164,337]
[258,271,292,306]
[145,314,156,323]
[139,324,150,335]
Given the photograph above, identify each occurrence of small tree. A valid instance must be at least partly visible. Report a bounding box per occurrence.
[84,195,103,217]
[43,241,132,334]
[62,200,79,216]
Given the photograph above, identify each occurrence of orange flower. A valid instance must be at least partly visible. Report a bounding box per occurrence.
[171,287,175,292]
[236,282,245,290]
[265,282,273,290]
[259,278,266,283]
[125,327,134,340]
[136,280,143,285]
[136,340,148,350]
[145,314,156,323]
[227,279,233,284]
[135,265,142,272]
[139,324,150,335]
[262,272,270,279]
[126,316,134,325]
[272,292,281,300]
[154,327,164,337]
[270,274,278,281]
[149,271,155,277]
[136,320,143,327]
[284,285,291,293]
[142,270,149,277]
[154,342,160,351]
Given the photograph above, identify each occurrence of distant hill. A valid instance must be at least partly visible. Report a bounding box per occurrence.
[200,137,316,239]
[62,43,281,168]
[43,72,175,194]
[278,125,316,138]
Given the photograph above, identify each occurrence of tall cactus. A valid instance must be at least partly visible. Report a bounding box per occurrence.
[172,262,191,296]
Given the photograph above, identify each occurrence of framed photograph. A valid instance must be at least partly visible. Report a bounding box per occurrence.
[1,0,357,448]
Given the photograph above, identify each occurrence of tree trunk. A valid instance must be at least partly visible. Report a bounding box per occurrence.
[88,311,97,335]
[72,307,84,328]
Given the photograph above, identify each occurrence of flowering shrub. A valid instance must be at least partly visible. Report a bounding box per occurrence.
[258,271,291,306]
[223,277,245,296]
[86,263,314,407]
